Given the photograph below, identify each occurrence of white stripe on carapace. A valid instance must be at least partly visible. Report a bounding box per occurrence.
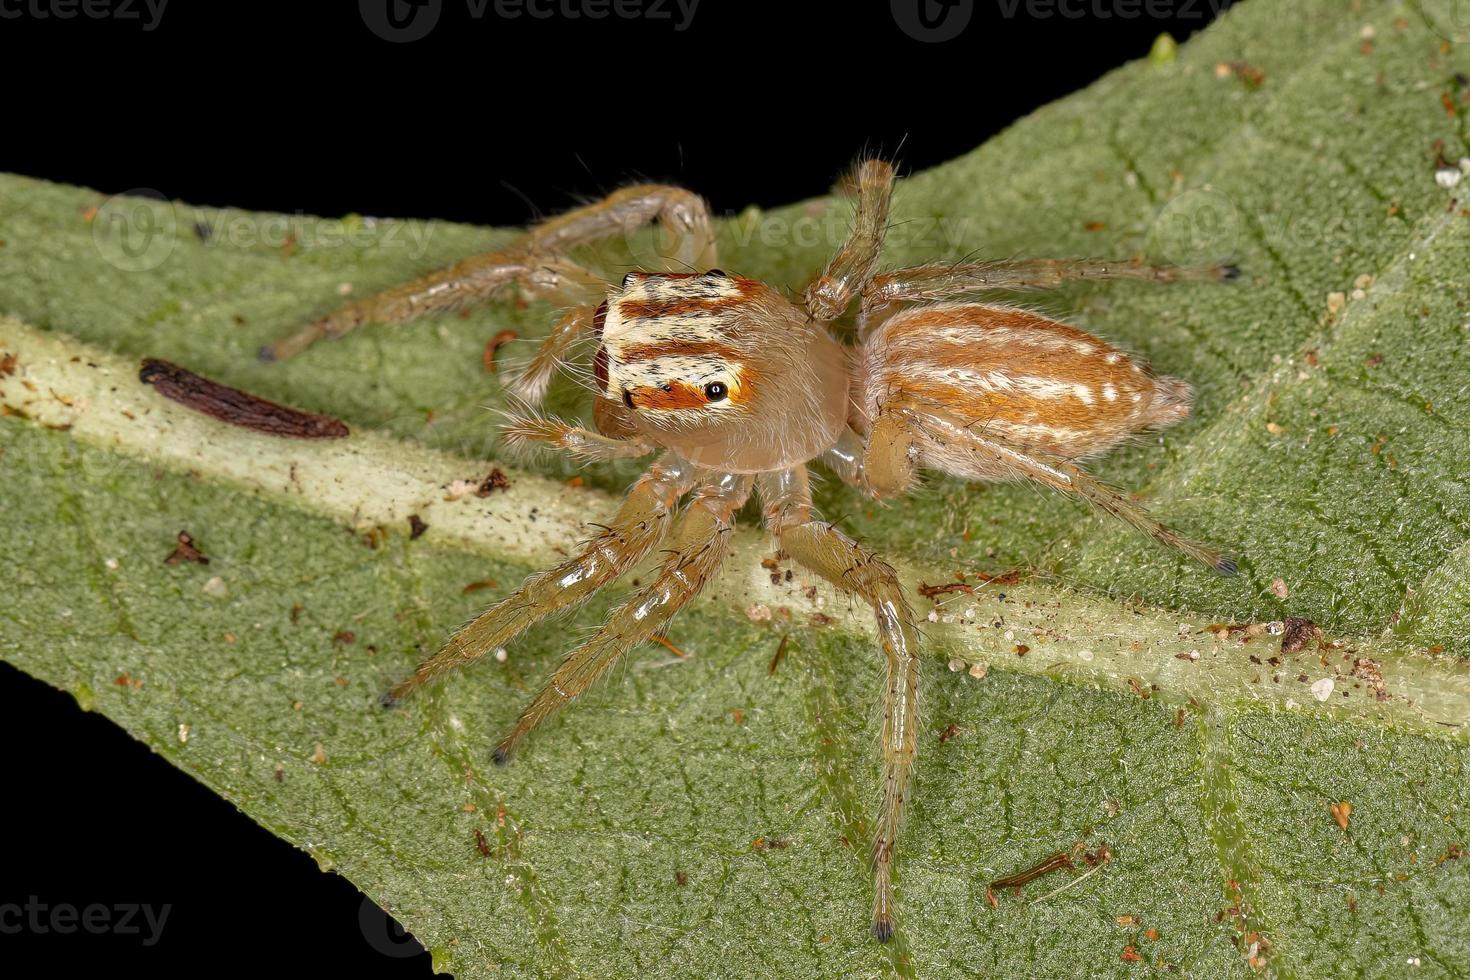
[601,273,749,413]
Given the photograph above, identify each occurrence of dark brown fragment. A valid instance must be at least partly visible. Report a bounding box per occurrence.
[918,581,974,599]
[675,870,689,887]
[973,569,1023,586]
[1280,617,1322,654]
[990,850,1074,890]
[164,530,209,566]
[139,358,349,439]
[408,514,429,540]
[938,723,961,744]
[474,829,491,857]
[477,468,511,496]
[483,330,519,374]
[768,635,790,675]
[0,352,16,377]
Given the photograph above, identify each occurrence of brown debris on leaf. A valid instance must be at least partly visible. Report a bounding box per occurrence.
[0,352,16,377]
[972,569,1023,586]
[139,358,349,439]
[918,581,973,599]
[1330,801,1353,832]
[408,514,429,540]
[483,330,519,374]
[1281,617,1323,654]
[164,531,209,566]
[476,468,511,496]
[1351,657,1389,701]
[767,635,789,675]
[1215,60,1266,87]
[990,850,1073,891]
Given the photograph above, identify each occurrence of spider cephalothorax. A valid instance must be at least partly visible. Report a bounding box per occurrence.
[596,269,850,471]
[262,159,1237,942]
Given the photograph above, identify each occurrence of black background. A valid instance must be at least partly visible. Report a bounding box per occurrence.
[1,0,1228,973]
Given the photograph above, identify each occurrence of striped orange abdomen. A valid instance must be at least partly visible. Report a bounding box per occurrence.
[857,303,1191,460]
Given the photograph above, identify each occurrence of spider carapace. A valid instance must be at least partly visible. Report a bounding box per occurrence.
[263,160,1237,942]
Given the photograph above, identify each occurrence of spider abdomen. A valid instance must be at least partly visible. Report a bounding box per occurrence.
[858,302,1190,464]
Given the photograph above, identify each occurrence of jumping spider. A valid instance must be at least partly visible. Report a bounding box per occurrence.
[262,160,1237,942]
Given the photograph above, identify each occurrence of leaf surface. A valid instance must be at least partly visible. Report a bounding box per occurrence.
[1,1,1469,975]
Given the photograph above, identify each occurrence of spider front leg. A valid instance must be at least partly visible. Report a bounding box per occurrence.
[498,410,656,462]
[262,255,604,363]
[760,468,921,943]
[492,471,752,764]
[262,183,717,364]
[382,454,696,705]
[804,159,894,321]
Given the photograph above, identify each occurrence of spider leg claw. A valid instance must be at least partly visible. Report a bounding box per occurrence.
[492,745,511,766]
[872,919,894,943]
[1215,555,1239,577]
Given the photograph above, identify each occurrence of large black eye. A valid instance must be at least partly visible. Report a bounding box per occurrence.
[704,382,728,402]
[706,268,726,278]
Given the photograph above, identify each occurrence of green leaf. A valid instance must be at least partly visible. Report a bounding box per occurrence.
[3,1,1469,976]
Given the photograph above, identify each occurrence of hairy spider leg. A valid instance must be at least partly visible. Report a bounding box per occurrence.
[382,455,698,706]
[872,397,1235,575]
[490,471,752,763]
[263,184,717,365]
[804,159,895,321]
[858,256,1240,330]
[758,467,921,943]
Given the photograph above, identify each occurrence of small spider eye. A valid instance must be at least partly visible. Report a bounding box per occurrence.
[704,382,728,402]
[622,389,636,409]
[621,273,641,289]
[706,268,726,278]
